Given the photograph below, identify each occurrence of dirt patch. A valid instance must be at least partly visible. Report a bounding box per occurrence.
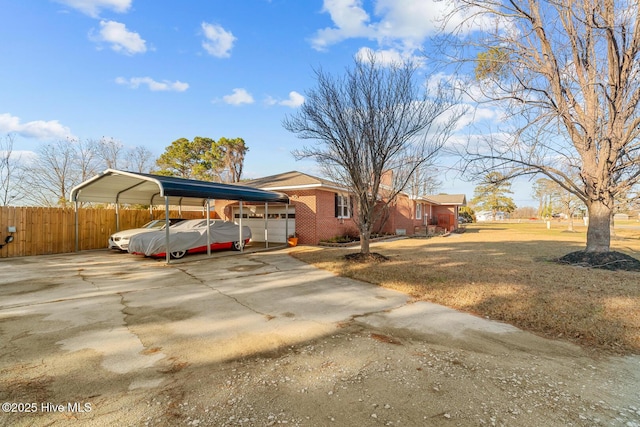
[557,250,640,271]
[344,252,389,263]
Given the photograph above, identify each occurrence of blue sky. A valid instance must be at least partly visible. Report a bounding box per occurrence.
[0,0,537,206]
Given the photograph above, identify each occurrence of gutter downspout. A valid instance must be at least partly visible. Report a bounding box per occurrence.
[285,203,289,244]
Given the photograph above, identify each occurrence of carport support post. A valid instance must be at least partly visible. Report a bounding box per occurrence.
[165,197,171,264]
[239,201,244,253]
[115,203,120,232]
[206,199,211,256]
[74,200,79,252]
[265,202,269,249]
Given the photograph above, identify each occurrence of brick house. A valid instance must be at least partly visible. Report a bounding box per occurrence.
[214,171,466,245]
[417,194,467,232]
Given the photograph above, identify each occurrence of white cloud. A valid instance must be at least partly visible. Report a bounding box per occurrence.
[91,20,147,55]
[222,88,254,105]
[311,0,374,51]
[201,22,236,58]
[263,92,305,108]
[115,77,189,92]
[374,0,446,45]
[356,46,405,65]
[54,0,132,17]
[279,91,305,108]
[0,113,75,140]
[311,0,451,52]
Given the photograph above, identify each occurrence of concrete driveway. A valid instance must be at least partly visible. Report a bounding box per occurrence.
[2,249,638,426]
[0,249,521,376]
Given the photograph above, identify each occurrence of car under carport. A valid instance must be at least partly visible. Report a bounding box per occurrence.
[70,169,290,263]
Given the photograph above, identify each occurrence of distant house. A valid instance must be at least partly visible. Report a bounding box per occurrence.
[214,171,466,245]
[476,210,506,222]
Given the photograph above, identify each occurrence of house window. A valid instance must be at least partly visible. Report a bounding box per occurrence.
[335,193,351,218]
[416,203,422,220]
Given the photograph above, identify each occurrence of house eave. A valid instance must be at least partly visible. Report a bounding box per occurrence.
[259,183,351,193]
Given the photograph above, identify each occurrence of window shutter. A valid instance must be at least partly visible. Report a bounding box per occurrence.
[334,193,339,217]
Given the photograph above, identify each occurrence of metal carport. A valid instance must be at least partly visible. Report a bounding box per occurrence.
[70,169,290,263]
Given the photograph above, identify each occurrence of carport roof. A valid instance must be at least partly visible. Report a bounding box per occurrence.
[70,169,290,206]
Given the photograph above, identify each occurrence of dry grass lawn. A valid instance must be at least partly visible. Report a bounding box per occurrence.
[291,222,640,355]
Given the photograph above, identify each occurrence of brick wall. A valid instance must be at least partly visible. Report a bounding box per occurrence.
[213,191,454,245]
[290,190,318,244]
[314,190,358,243]
[375,194,417,236]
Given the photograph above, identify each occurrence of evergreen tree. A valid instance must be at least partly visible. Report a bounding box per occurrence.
[471,172,516,219]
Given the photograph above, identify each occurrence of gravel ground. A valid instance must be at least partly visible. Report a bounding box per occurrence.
[6,324,637,427]
[136,324,639,427]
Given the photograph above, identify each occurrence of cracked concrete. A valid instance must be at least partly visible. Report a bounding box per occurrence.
[0,249,414,393]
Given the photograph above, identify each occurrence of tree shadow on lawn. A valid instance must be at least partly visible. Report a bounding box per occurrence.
[454,226,507,233]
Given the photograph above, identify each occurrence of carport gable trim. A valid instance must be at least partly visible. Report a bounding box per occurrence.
[70,169,166,204]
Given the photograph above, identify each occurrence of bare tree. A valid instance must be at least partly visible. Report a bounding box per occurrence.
[76,139,102,182]
[0,134,24,206]
[536,177,585,230]
[22,139,103,206]
[96,137,124,169]
[23,140,78,206]
[284,53,462,255]
[446,0,640,254]
[557,189,584,232]
[125,145,154,173]
[406,164,443,198]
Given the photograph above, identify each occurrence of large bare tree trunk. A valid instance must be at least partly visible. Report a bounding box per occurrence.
[586,200,612,253]
[359,231,371,255]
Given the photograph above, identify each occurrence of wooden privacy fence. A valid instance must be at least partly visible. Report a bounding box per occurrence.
[0,206,205,258]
